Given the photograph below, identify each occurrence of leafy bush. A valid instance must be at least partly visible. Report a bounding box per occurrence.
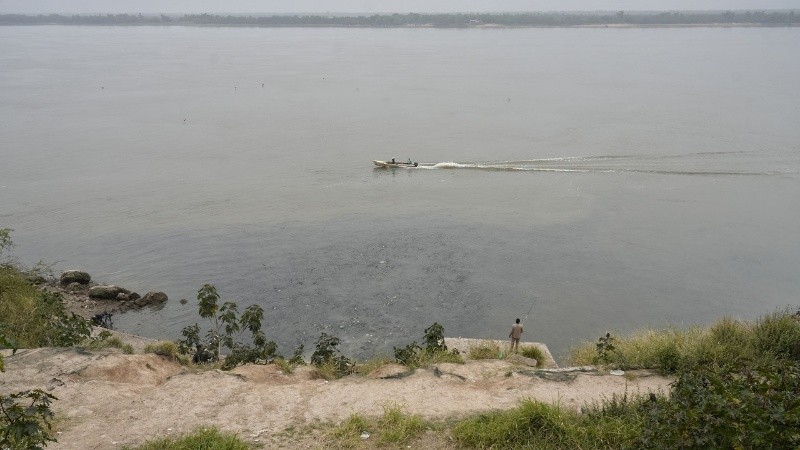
[640,359,800,449]
[596,332,616,364]
[393,341,421,366]
[122,426,250,450]
[310,333,352,378]
[0,389,58,450]
[393,322,462,367]
[422,322,447,352]
[177,284,279,370]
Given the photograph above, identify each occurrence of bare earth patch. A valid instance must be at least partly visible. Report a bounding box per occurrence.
[1,345,670,449]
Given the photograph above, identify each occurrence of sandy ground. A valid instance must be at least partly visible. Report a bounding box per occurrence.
[1,338,671,450]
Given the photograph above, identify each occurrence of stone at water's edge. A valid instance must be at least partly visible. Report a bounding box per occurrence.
[65,282,85,292]
[134,291,168,306]
[60,270,91,285]
[89,285,130,299]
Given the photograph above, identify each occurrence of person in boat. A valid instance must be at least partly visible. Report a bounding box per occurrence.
[391,157,396,164]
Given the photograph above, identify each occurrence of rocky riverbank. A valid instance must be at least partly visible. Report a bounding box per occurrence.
[39,269,170,321]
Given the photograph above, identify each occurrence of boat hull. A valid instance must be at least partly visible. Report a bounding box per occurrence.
[373,160,417,168]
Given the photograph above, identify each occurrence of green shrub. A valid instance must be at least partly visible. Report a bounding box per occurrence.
[0,267,91,348]
[640,359,800,449]
[0,389,58,450]
[143,341,179,359]
[422,322,447,352]
[310,333,352,379]
[393,322,462,368]
[654,344,681,373]
[177,284,280,370]
[123,426,250,450]
[753,308,800,360]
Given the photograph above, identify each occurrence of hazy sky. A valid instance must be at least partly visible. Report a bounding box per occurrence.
[1,0,799,14]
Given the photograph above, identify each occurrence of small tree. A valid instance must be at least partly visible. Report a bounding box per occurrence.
[0,333,58,449]
[394,322,459,366]
[310,333,353,378]
[177,284,279,369]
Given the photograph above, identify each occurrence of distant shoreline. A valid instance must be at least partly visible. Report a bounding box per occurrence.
[2,22,798,29]
[2,11,798,28]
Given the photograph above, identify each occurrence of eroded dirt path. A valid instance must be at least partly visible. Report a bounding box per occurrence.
[1,347,670,449]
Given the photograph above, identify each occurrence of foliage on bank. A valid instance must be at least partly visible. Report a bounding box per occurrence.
[0,229,62,449]
[569,310,800,373]
[552,309,800,449]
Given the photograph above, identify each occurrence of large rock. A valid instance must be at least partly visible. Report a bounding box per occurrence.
[134,291,168,307]
[60,270,91,285]
[89,285,130,299]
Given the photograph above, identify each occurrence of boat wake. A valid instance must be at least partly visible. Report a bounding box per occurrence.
[413,152,795,177]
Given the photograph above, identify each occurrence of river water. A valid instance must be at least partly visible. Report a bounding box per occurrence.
[1,25,798,362]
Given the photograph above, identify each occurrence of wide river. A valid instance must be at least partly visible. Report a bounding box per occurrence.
[1,25,798,362]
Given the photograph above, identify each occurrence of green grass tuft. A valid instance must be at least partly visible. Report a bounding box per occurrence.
[468,341,503,360]
[519,345,545,364]
[352,355,395,376]
[273,357,293,374]
[327,404,429,448]
[86,333,134,354]
[143,341,179,359]
[123,426,250,450]
[375,403,428,446]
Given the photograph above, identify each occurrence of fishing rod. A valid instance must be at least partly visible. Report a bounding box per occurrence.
[524,296,537,322]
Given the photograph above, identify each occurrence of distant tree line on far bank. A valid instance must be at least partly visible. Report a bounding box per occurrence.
[1,10,798,27]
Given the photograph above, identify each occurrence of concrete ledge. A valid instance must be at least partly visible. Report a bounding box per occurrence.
[444,337,559,368]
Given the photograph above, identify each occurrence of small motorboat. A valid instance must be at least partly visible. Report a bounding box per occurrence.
[373,159,418,168]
